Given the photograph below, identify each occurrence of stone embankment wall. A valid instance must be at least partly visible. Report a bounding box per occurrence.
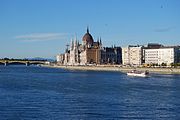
[43,65,180,74]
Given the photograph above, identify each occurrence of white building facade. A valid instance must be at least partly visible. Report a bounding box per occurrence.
[56,54,64,64]
[122,47,130,65]
[69,39,80,65]
[122,46,143,66]
[144,47,180,65]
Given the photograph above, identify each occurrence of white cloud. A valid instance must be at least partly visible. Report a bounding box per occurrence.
[154,27,175,32]
[15,33,68,42]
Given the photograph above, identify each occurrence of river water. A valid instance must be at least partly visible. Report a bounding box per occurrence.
[0,65,180,119]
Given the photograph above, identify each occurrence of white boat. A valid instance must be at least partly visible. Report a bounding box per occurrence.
[127,70,149,77]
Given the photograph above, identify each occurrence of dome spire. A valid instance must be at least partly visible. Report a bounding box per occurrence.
[82,26,94,46]
[87,26,89,33]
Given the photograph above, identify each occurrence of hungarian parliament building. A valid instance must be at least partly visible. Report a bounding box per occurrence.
[56,28,122,65]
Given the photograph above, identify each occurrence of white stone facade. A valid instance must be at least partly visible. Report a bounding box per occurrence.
[122,46,143,66]
[56,54,64,64]
[56,54,62,62]
[144,47,178,65]
[122,47,130,65]
[80,50,87,65]
[64,52,69,65]
[69,40,80,65]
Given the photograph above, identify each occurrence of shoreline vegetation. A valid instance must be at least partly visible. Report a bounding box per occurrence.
[42,64,180,74]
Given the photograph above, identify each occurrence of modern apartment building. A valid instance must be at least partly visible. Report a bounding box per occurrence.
[122,45,143,66]
[144,46,180,65]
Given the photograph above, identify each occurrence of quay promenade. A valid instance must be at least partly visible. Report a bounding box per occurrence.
[43,65,180,74]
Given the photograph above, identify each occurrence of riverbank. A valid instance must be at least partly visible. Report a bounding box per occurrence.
[42,65,180,74]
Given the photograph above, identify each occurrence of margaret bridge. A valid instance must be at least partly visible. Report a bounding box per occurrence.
[0,60,47,66]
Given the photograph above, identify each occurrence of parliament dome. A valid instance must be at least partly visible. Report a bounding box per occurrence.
[82,28,94,45]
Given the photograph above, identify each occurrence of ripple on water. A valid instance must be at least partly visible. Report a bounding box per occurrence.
[0,66,180,119]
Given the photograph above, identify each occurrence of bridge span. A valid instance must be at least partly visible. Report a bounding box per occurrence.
[0,60,47,66]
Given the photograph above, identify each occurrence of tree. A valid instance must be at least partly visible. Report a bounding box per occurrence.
[177,63,180,66]
[170,63,174,67]
[3,58,9,60]
[161,63,167,67]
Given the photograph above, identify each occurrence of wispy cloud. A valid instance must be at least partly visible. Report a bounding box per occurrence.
[154,27,175,32]
[15,33,68,42]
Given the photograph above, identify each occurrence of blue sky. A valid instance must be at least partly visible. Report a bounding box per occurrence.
[0,0,180,59]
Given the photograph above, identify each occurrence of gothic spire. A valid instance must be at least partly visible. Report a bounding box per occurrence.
[74,38,77,47]
[100,37,102,45]
[70,38,74,50]
[65,44,69,53]
[97,37,99,42]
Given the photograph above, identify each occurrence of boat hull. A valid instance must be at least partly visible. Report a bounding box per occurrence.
[127,72,148,77]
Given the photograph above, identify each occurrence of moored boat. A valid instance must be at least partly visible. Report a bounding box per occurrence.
[127,70,149,77]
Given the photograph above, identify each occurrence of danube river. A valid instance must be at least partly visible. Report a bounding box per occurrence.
[0,66,180,119]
